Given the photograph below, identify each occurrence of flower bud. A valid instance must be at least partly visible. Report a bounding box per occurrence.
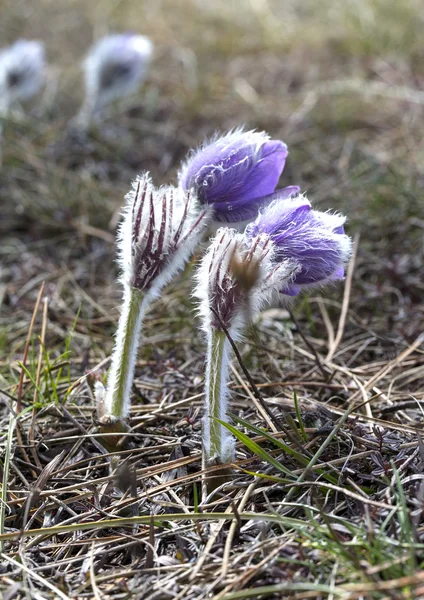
[120,173,209,298]
[195,227,297,336]
[179,129,299,223]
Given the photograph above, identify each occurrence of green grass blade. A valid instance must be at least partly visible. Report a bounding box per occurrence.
[0,412,16,552]
[217,419,296,478]
[293,390,307,441]
[228,412,307,463]
[227,412,339,485]
[0,405,32,552]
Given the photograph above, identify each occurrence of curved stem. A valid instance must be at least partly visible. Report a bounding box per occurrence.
[104,286,146,423]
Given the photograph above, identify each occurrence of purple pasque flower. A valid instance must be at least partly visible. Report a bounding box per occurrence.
[179,129,299,223]
[120,173,208,298]
[246,195,352,296]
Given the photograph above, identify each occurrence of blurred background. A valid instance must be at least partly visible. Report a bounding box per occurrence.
[1,0,423,367]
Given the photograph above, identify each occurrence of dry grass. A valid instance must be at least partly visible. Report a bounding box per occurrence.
[1,0,424,598]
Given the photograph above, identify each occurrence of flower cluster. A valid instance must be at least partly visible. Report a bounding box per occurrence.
[0,33,154,133]
[101,127,352,481]
[184,129,352,477]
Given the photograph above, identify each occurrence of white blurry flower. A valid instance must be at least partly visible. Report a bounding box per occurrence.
[0,40,46,110]
[79,33,153,126]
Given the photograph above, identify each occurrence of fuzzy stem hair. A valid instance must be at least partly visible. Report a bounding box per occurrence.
[203,328,235,469]
[104,286,146,425]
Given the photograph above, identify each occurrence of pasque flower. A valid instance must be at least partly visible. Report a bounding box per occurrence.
[246,195,352,296]
[179,129,299,223]
[76,33,153,128]
[196,195,351,478]
[195,228,298,472]
[0,40,46,111]
[103,174,208,426]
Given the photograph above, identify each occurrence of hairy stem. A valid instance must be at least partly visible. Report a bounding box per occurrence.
[204,328,234,466]
[104,286,146,424]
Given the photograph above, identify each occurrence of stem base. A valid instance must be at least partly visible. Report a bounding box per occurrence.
[98,416,130,454]
[203,453,233,497]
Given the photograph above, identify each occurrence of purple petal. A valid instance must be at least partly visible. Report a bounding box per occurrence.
[271,185,301,200]
[180,131,291,222]
[281,284,302,296]
[213,185,301,223]
[333,224,345,235]
[248,195,311,237]
[331,265,345,280]
[249,197,351,289]
[238,140,288,202]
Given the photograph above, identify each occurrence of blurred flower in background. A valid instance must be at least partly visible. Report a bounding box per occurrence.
[0,40,46,112]
[76,33,153,129]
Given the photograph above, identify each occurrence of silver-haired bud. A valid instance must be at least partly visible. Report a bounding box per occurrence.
[103,173,210,429]
[120,173,209,298]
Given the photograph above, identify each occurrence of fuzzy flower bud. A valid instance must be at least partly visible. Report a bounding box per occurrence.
[196,228,297,336]
[81,33,153,122]
[103,174,208,429]
[120,173,209,299]
[0,40,45,109]
[246,195,352,296]
[179,129,299,223]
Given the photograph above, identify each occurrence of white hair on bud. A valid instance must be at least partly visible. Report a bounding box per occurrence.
[118,172,210,300]
[196,227,299,469]
[202,327,235,464]
[195,227,299,339]
[104,173,210,424]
